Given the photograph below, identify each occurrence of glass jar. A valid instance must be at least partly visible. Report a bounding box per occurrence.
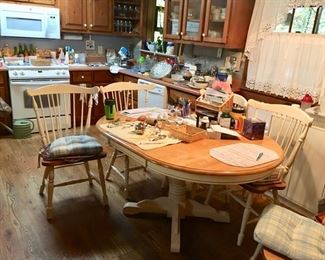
[200,116,210,130]
[219,109,231,128]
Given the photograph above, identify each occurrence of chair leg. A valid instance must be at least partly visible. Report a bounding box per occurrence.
[97,159,108,207]
[46,167,54,220]
[161,176,168,189]
[237,192,254,246]
[272,189,279,204]
[39,167,50,195]
[204,185,215,205]
[84,161,93,186]
[106,149,118,180]
[250,243,263,260]
[123,155,130,197]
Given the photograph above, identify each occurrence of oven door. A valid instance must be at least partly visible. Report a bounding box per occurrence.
[10,79,70,120]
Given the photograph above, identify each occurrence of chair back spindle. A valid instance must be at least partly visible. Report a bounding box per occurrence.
[27,84,98,147]
[100,82,155,112]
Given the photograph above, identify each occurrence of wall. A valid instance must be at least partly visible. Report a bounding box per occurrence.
[0,34,141,56]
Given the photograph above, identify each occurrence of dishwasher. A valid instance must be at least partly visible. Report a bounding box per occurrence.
[137,79,168,109]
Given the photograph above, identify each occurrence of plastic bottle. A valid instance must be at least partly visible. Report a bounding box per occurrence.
[219,109,232,128]
[58,48,65,64]
[64,51,69,65]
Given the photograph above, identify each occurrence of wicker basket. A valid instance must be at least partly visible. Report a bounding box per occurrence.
[31,59,51,66]
[160,122,206,142]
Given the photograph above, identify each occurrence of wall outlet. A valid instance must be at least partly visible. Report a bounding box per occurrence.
[216,48,223,59]
[97,45,103,55]
[85,39,95,50]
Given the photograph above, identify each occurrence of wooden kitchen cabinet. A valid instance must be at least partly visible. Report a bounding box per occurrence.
[164,0,254,49]
[123,74,138,83]
[70,70,121,125]
[112,0,144,37]
[57,0,112,33]
[1,0,56,4]
[0,71,11,135]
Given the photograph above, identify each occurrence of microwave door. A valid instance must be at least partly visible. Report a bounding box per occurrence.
[1,11,46,38]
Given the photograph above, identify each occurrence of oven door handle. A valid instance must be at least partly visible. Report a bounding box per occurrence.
[10,80,70,86]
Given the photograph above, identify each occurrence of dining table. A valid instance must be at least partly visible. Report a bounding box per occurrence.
[96,116,284,253]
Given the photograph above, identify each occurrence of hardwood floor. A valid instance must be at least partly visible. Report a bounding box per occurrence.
[0,127,269,259]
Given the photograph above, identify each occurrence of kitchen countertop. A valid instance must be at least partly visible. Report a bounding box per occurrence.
[120,69,201,96]
[1,64,201,96]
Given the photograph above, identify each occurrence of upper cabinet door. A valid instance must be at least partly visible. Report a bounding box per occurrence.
[202,0,231,43]
[112,0,143,36]
[164,0,184,40]
[181,0,205,41]
[88,0,112,33]
[58,0,88,32]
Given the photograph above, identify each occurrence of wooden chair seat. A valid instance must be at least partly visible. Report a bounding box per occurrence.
[40,151,107,167]
[262,248,289,260]
[241,181,286,194]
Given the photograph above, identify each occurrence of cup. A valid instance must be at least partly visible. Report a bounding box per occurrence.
[146,41,156,52]
[104,99,116,120]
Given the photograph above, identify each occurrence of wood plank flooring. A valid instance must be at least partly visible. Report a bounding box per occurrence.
[0,127,269,259]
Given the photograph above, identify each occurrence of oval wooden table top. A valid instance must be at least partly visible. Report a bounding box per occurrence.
[96,116,284,183]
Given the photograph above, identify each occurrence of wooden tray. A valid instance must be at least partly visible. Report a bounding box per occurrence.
[196,92,234,112]
[160,122,206,143]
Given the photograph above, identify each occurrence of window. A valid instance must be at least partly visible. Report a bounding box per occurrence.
[275,6,324,34]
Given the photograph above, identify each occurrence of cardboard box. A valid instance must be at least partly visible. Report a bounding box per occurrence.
[242,118,266,140]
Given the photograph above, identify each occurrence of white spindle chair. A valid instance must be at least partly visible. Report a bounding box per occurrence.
[27,84,108,219]
[100,81,154,196]
[232,99,313,246]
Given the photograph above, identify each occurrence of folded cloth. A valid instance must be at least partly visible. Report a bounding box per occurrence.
[47,135,103,159]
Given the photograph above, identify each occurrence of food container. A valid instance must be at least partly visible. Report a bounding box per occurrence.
[301,94,313,110]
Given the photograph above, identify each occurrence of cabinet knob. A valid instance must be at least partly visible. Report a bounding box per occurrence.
[81,75,85,79]
[90,24,93,28]
[180,32,183,36]
[202,33,205,37]
[83,24,87,28]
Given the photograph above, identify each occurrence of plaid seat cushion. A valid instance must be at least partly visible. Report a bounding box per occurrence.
[48,135,103,159]
[254,204,325,260]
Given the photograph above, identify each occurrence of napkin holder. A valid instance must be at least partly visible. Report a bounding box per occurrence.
[242,118,266,140]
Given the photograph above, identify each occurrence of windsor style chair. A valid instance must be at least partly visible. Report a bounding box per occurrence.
[27,84,108,219]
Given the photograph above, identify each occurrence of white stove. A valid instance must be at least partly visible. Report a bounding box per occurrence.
[7,64,70,80]
[7,64,71,132]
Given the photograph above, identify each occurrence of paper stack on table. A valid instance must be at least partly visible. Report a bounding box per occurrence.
[209,143,279,167]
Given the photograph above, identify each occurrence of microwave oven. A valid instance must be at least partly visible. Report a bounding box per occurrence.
[0,3,60,39]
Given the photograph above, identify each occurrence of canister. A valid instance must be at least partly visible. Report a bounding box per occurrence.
[104,99,116,120]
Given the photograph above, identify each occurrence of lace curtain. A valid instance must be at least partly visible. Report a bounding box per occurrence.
[244,0,325,101]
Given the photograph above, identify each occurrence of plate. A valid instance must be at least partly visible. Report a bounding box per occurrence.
[150,61,172,79]
[186,82,208,89]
